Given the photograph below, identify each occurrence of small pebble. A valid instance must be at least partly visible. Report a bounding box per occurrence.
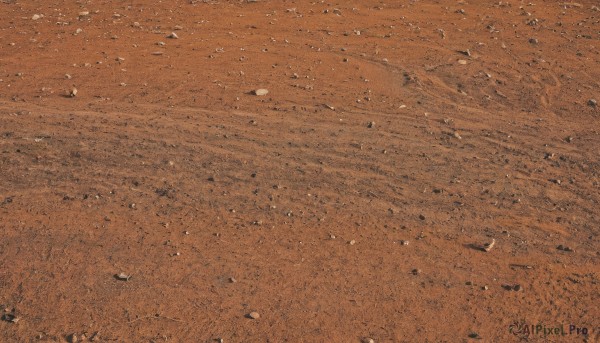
[167,32,179,39]
[252,88,269,96]
[557,244,574,252]
[483,239,496,252]
[115,273,131,281]
[248,312,260,319]
[1,313,19,323]
[588,99,597,108]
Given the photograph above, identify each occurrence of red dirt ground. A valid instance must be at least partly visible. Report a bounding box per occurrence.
[1,1,599,342]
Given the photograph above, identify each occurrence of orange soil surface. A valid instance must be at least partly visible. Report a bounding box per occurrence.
[1,1,599,342]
